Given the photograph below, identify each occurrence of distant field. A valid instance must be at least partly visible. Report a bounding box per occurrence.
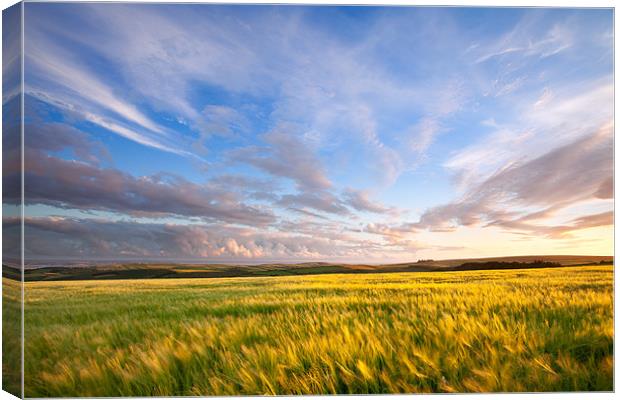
[12,254,613,281]
[21,265,613,396]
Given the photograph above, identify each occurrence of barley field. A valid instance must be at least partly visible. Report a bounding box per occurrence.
[21,265,613,396]
[2,277,21,396]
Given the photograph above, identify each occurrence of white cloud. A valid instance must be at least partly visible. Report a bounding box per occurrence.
[26,89,190,157]
[446,80,613,189]
[474,19,573,64]
[26,39,167,136]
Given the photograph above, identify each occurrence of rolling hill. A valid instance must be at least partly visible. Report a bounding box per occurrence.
[3,255,612,282]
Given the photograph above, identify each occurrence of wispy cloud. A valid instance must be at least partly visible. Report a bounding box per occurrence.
[9,124,275,226]
[278,191,349,216]
[474,19,573,64]
[342,189,397,215]
[446,80,613,190]
[415,121,613,236]
[12,216,387,261]
[229,124,332,191]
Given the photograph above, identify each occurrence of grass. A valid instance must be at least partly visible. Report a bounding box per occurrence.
[19,265,613,396]
[2,277,21,397]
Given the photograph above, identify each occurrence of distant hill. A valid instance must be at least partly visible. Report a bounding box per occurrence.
[2,255,612,282]
[391,255,614,268]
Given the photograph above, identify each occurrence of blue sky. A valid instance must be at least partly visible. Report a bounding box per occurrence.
[8,4,613,262]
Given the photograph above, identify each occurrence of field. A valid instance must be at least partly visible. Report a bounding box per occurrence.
[14,255,613,281]
[2,277,21,396]
[21,265,613,396]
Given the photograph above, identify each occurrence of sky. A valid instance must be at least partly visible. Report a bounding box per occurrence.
[3,4,614,263]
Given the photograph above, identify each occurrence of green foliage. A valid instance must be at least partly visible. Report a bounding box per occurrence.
[21,266,613,396]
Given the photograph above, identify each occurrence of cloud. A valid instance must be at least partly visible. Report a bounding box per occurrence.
[230,125,332,191]
[342,189,395,215]
[194,105,252,153]
[33,4,460,186]
[474,19,573,64]
[15,216,383,261]
[285,208,331,220]
[483,125,611,207]
[77,4,267,113]
[364,222,417,239]
[278,191,349,216]
[403,78,467,165]
[277,219,356,242]
[26,3,273,151]
[15,6,613,262]
[14,214,439,262]
[201,105,250,137]
[545,211,613,238]
[414,122,613,236]
[208,174,279,193]
[2,4,21,105]
[594,177,613,200]
[277,187,398,219]
[408,117,442,155]
[24,10,199,157]
[24,122,111,165]
[27,50,164,135]
[362,222,434,253]
[467,14,603,101]
[533,87,554,108]
[9,151,276,226]
[27,90,191,157]
[489,210,613,240]
[445,81,613,191]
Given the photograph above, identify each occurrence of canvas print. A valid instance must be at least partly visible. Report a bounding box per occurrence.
[2,2,614,397]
